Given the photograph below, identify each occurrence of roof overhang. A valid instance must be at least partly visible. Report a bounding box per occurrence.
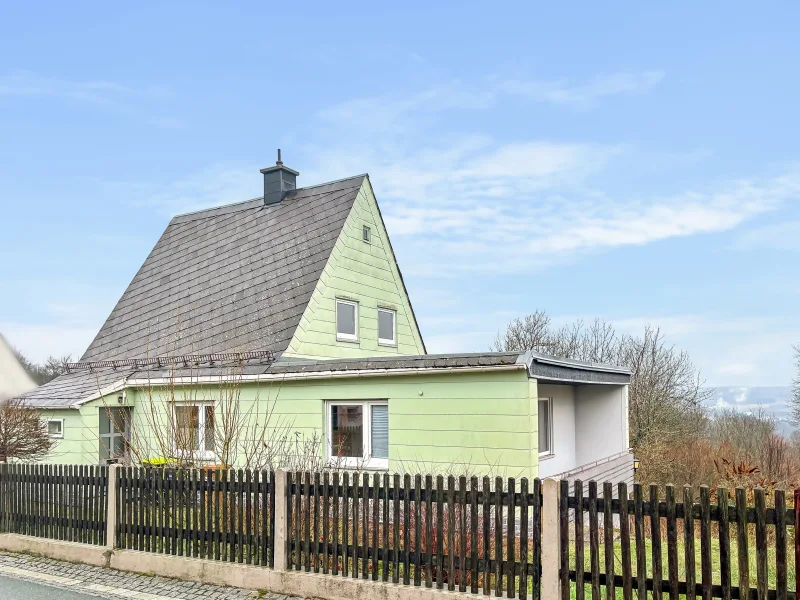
[523,351,631,385]
[125,362,527,388]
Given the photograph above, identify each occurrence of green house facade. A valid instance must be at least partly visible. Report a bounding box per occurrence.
[14,160,632,482]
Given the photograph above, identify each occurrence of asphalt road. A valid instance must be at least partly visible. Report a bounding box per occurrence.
[0,574,102,600]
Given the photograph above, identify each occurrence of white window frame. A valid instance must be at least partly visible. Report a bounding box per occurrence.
[46,418,64,439]
[363,225,371,243]
[326,400,388,470]
[173,402,216,461]
[335,299,359,342]
[538,397,553,457]
[377,308,397,347]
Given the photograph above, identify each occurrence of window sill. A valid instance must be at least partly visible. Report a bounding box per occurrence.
[378,341,397,348]
[336,336,360,344]
[538,453,555,461]
[173,450,218,462]
[327,458,389,471]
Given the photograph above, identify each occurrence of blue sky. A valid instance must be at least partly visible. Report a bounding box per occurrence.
[1,3,799,389]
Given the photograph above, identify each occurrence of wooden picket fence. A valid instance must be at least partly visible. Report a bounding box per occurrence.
[559,480,797,600]
[4,463,799,600]
[115,467,275,566]
[287,471,543,598]
[0,463,108,545]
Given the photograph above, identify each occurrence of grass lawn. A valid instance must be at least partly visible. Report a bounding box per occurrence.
[567,533,795,599]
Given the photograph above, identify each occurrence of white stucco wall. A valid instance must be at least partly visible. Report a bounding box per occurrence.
[574,384,628,465]
[0,333,36,402]
[537,384,576,478]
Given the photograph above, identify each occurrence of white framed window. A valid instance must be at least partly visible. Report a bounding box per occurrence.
[46,419,64,439]
[336,299,359,342]
[326,400,388,470]
[99,407,131,462]
[363,225,371,243]
[377,308,396,346]
[538,398,553,456]
[174,403,215,459]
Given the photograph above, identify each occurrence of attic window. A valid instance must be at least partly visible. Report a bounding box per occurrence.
[336,299,359,342]
[363,225,371,243]
[378,308,396,346]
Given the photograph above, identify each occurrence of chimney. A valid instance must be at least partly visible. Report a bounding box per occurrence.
[260,149,299,205]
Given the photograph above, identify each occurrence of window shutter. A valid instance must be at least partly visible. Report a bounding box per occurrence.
[371,405,389,459]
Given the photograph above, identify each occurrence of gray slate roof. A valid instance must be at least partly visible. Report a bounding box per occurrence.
[81,175,365,362]
[14,368,125,408]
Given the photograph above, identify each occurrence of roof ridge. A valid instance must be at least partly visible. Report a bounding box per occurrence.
[170,173,367,221]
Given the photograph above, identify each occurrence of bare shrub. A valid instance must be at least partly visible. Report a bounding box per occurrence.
[0,397,56,462]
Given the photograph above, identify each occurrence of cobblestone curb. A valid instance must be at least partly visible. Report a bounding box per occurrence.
[0,551,294,600]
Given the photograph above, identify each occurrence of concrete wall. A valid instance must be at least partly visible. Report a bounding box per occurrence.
[285,179,426,359]
[536,384,576,479]
[574,384,628,465]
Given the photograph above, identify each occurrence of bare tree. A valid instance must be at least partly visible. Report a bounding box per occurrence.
[14,350,72,386]
[0,398,56,462]
[493,311,710,449]
[790,344,800,427]
[94,356,330,472]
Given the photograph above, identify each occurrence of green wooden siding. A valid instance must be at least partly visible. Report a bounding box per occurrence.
[38,368,539,478]
[284,178,425,358]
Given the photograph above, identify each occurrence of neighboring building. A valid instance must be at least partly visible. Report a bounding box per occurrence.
[12,157,632,482]
[0,333,37,403]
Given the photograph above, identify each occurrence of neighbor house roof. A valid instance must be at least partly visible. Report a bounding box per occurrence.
[81,175,367,362]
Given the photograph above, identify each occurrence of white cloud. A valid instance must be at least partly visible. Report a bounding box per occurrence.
[498,71,665,108]
[302,76,800,276]
[0,70,179,127]
[607,314,800,388]
[318,71,665,129]
[308,133,799,275]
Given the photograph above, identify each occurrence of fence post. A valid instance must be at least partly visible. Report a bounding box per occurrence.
[273,469,289,571]
[106,464,119,549]
[542,478,561,599]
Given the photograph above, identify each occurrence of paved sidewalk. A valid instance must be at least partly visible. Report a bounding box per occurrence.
[0,551,295,600]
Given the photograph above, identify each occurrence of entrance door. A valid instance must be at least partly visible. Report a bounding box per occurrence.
[99,407,132,463]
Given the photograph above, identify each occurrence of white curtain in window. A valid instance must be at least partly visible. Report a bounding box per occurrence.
[371,405,389,459]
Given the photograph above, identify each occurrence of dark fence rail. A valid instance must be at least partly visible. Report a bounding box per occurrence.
[0,463,108,545]
[286,471,543,599]
[116,467,275,567]
[559,480,797,600]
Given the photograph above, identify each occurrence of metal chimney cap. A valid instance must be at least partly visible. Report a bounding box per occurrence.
[260,149,299,176]
[260,164,299,176]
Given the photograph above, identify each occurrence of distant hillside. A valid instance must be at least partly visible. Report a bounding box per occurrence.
[707,386,794,435]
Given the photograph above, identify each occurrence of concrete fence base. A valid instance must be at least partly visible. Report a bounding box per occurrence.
[0,533,483,600]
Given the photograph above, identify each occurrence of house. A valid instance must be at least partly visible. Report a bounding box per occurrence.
[13,156,633,482]
[0,333,37,403]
